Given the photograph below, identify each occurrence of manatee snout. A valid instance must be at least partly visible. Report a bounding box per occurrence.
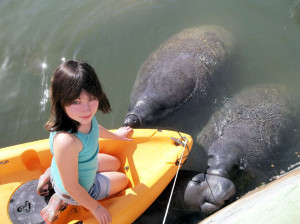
[184,173,236,215]
[124,113,142,128]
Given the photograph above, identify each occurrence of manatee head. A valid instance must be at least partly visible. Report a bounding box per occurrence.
[124,93,168,128]
[184,173,236,215]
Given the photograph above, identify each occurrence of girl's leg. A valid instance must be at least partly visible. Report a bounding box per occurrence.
[102,172,129,196]
[97,153,121,172]
[97,153,128,196]
[37,167,53,196]
[40,193,67,224]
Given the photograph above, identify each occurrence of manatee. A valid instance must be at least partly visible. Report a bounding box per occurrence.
[182,84,300,215]
[124,26,233,128]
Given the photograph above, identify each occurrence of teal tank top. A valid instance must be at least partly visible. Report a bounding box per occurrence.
[50,116,99,195]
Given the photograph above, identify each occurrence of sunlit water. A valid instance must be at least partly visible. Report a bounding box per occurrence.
[1,0,300,223]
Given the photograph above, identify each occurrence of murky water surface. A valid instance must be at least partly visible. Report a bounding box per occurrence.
[1,0,300,223]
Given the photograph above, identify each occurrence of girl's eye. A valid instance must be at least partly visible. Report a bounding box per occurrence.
[72,100,80,105]
[90,96,97,101]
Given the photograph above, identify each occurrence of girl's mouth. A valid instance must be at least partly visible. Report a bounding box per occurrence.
[81,115,92,120]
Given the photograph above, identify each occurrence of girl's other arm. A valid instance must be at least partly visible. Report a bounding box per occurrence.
[98,125,133,141]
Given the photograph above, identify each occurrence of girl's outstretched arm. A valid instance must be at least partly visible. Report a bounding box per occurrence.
[99,125,133,141]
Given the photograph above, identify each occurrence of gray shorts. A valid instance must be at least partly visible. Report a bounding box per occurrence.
[51,173,111,205]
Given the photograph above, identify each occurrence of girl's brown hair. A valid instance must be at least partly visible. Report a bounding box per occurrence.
[45,60,111,133]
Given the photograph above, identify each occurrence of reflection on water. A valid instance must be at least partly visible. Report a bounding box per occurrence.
[0,0,300,223]
[40,61,49,112]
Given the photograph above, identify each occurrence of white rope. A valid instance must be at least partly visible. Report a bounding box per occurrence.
[162,138,188,224]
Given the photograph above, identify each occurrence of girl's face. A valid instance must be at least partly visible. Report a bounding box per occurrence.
[64,90,99,128]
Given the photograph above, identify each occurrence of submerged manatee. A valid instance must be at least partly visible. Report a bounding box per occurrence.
[124,26,233,128]
[183,84,299,214]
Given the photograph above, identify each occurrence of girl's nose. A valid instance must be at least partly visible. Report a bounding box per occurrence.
[82,102,91,112]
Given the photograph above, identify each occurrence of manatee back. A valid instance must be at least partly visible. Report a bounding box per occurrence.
[198,84,299,161]
[128,26,234,111]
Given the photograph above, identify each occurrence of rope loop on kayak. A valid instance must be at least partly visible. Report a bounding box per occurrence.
[171,133,190,166]
[162,132,189,224]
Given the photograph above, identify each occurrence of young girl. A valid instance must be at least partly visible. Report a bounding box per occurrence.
[37,60,133,224]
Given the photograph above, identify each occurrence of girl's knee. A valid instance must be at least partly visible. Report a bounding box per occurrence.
[108,156,121,171]
[120,173,129,187]
[97,154,121,172]
[114,158,121,171]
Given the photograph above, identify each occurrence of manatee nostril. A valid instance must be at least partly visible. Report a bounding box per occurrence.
[124,114,142,128]
[191,173,206,183]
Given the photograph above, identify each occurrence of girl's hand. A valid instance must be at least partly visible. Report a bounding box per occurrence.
[91,204,111,224]
[98,125,133,141]
[115,126,133,141]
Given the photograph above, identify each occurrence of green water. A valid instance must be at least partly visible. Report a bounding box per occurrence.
[1,0,300,147]
[1,0,300,223]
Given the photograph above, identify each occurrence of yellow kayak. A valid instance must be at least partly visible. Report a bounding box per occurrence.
[0,129,192,224]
